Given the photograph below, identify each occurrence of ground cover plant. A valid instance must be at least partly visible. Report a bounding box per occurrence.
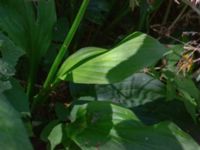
[1,0,200,149]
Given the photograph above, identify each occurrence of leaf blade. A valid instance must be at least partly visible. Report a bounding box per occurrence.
[62,32,166,84]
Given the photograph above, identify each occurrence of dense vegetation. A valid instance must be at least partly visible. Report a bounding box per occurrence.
[1,0,200,149]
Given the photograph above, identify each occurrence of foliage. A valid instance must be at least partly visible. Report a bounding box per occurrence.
[0,0,200,149]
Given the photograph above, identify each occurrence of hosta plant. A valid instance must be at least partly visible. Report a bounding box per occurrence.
[0,0,200,150]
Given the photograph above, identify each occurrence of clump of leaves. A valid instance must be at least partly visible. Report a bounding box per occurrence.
[0,0,200,150]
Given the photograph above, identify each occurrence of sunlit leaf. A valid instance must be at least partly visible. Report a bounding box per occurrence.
[67,101,200,150]
[56,47,107,83]
[41,120,62,150]
[59,32,166,84]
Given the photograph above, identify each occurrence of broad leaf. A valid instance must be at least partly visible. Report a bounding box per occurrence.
[69,73,165,107]
[47,124,63,150]
[0,0,56,61]
[59,32,166,84]
[41,120,63,150]
[96,73,165,107]
[0,95,32,150]
[175,77,200,102]
[0,80,12,93]
[0,33,25,67]
[67,101,200,150]
[175,77,200,122]
[0,10,32,148]
[0,34,19,79]
[164,45,184,72]
[4,78,30,114]
[56,47,107,83]
[0,30,29,114]
[0,0,33,50]
[162,71,200,122]
[33,0,56,58]
[0,60,15,80]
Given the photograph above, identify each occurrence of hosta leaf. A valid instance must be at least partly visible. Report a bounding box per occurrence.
[0,0,56,99]
[175,77,200,122]
[0,80,12,93]
[33,0,56,58]
[0,0,34,50]
[0,60,15,80]
[0,33,25,67]
[96,73,165,107]
[0,0,56,60]
[0,33,24,85]
[56,47,107,83]
[69,73,165,107]
[68,101,200,150]
[0,35,22,99]
[175,77,200,102]
[41,120,63,150]
[47,124,63,150]
[4,78,30,114]
[59,32,166,84]
[0,95,33,150]
[0,32,29,114]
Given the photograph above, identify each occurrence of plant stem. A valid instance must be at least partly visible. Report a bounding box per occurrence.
[43,0,90,89]
[27,68,34,99]
[27,54,39,99]
[168,4,188,32]
[162,0,172,25]
[32,0,90,109]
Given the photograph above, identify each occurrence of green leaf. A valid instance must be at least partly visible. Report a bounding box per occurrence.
[56,47,107,82]
[4,78,30,114]
[175,77,200,101]
[34,0,57,58]
[70,73,165,107]
[47,124,63,150]
[0,80,12,93]
[0,33,25,67]
[0,34,29,114]
[164,45,183,72]
[0,0,56,97]
[166,80,177,101]
[0,0,34,50]
[41,120,63,150]
[0,59,15,80]
[0,95,33,150]
[67,101,200,150]
[175,77,200,121]
[96,73,165,107]
[0,0,56,60]
[60,32,166,84]
[0,33,24,81]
